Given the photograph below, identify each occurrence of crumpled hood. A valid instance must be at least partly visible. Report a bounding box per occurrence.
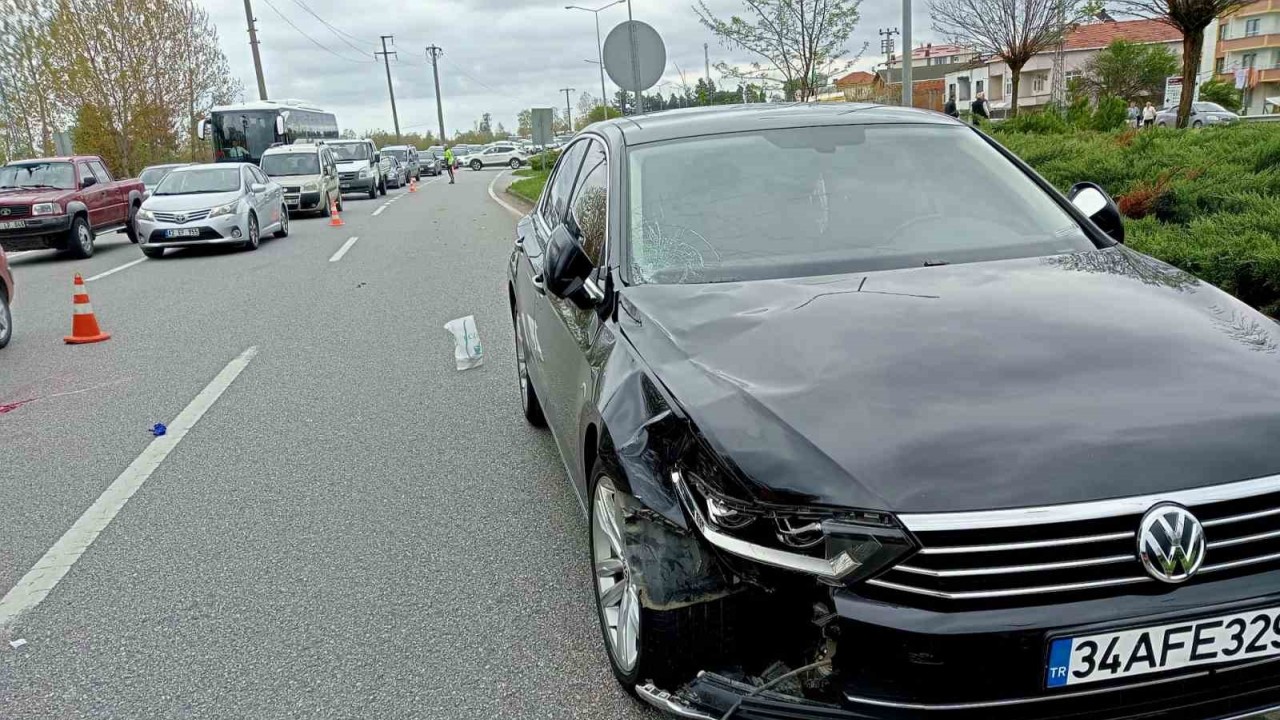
[142,191,241,213]
[619,248,1280,513]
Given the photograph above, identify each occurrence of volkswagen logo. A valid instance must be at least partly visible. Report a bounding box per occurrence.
[0,208,10,216]
[1138,503,1206,584]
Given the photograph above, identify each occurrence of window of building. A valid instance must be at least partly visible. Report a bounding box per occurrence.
[1033,75,1046,93]
[950,55,959,63]
[1005,76,1012,97]
[1245,18,1260,37]
[1216,57,1226,74]
[976,79,984,95]
[1220,23,1230,40]
[1243,52,1258,69]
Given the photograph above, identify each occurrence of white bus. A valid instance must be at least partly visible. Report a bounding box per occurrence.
[200,100,339,165]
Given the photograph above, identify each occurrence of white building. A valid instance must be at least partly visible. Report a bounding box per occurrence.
[1215,2,1280,114]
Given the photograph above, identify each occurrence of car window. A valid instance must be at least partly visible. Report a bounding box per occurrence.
[568,140,608,267]
[154,167,241,195]
[626,124,1095,284]
[261,152,320,177]
[77,163,95,187]
[540,140,589,229]
[88,161,112,182]
[250,165,269,184]
[0,161,76,190]
[241,166,255,187]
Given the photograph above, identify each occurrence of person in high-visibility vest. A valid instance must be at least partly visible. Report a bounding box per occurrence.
[443,147,456,184]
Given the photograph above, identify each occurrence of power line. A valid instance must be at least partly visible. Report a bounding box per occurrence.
[288,0,372,55]
[443,56,500,94]
[260,0,374,64]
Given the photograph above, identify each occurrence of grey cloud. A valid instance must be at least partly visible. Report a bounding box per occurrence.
[207,0,939,135]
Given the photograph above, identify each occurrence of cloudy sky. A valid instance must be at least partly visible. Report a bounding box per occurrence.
[205,0,940,137]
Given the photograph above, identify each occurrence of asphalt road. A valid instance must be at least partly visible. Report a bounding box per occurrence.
[0,169,656,719]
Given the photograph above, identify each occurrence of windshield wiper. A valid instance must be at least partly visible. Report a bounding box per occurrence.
[922,259,950,267]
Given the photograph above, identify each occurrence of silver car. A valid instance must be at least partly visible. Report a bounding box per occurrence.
[1155,101,1240,128]
[135,163,288,259]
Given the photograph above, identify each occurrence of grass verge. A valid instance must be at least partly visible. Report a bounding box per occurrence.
[507,168,550,204]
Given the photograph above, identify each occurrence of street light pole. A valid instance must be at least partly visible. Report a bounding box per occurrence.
[901,0,913,108]
[566,1,625,114]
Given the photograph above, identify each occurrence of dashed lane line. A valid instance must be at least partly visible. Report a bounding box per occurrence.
[85,257,147,282]
[329,236,360,263]
[0,346,260,629]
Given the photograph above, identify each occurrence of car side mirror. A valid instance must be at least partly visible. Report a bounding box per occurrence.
[1069,182,1124,244]
[545,224,603,309]
[80,175,97,189]
[250,183,267,194]
[374,152,381,163]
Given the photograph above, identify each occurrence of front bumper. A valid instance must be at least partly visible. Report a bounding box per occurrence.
[0,214,74,251]
[284,191,324,212]
[338,176,376,193]
[137,213,246,247]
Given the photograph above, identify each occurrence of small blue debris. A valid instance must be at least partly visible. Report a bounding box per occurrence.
[150,423,167,437]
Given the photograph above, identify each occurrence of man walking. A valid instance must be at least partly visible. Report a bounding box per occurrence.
[944,93,960,119]
[1127,102,1140,129]
[970,92,990,123]
[443,146,456,184]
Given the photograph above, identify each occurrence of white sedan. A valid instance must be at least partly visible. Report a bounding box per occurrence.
[464,144,527,170]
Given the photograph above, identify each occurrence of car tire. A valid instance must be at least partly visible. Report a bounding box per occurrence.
[1158,121,1167,128]
[379,178,387,196]
[274,206,290,238]
[1192,120,1203,128]
[589,465,740,692]
[470,160,483,171]
[509,158,521,169]
[66,215,95,259]
[321,193,332,217]
[125,202,140,243]
[0,289,12,349]
[368,182,378,200]
[243,213,260,251]
[512,312,546,427]
[141,246,164,259]
[337,195,344,212]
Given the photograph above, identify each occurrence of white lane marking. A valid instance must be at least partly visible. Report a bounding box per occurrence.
[0,346,260,629]
[487,170,524,218]
[4,251,36,260]
[372,205,386,217]
[329,236,360,262]
[85,257,147,282]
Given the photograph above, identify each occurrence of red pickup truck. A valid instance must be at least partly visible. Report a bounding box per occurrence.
[0,155,145,258]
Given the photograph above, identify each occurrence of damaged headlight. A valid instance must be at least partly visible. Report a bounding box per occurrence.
[672,470,914,585]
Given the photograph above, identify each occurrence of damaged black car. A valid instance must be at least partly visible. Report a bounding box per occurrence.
[506,104,1280,719]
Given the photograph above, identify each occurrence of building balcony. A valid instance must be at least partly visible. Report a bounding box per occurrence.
[1223,0,1280,16]
[1219,32,1280,52]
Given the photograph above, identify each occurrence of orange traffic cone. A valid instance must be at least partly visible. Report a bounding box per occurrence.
[328,197,345,227]
[64,273,111,344]
[408,177,418,193]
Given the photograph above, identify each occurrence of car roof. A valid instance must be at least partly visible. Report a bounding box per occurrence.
[263,144,324,154]
[590,103,959,145]
[170,163,238,172]
[6,155,101,164]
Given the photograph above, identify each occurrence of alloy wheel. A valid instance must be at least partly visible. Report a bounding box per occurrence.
[280,211,289,235]
[78,224,93,255]
[0,298,11,345]
[248,215,259,248]
[593,476,639,672]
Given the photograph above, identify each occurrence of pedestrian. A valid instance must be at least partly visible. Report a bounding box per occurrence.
[1127,102,1140,129]
[443,146,456,184]
[970,92,990,123]
[944,93,959,119]
[1142,102,1156,129]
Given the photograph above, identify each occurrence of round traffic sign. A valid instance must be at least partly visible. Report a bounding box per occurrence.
[603,21,666,93]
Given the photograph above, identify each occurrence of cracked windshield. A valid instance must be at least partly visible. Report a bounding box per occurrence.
[3,0,1280,718]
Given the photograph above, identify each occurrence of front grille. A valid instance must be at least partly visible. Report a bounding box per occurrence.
[339,172,358,182]
[153,210,211,224]
[0,205,31,219]
[868,476,1280,608]
[282,186,301,194]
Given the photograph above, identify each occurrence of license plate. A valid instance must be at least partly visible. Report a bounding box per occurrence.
[164,228,201,238]
[0,220,25,230]
[1047,606,1280,688]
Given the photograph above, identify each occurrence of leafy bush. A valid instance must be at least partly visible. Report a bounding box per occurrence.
[1198,78,1243,113]
[994,122,1280,313]
[1091,96,1129,131]
[526,148,562,172]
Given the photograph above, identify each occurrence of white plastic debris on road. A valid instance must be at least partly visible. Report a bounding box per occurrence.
[9,638,27,649]
[445,316,484,370]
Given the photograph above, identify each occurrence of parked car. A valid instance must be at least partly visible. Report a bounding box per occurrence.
[450,145,474,168]
[139,163,190,199]
[260,142,342,216]
[385,156,409,189]
[381,145,421,181]
[420,152,441,176]
[328,139,387,199]
[507,104,1280,720]
[0,155,145,257]
[466,143,526,170]
[1155,101,1240,127]
[135,163,287,258]
[0,249,12,349]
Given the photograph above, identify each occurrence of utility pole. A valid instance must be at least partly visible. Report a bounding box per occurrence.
[704,43,711,86]
[901,0,913,108]
[560,87,575,132]
[426,46,445,144]
[879,27,899,62]
[243,0,268,100]
[376,35,401,142]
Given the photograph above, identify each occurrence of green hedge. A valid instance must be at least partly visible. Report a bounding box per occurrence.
[994,122,1280,314]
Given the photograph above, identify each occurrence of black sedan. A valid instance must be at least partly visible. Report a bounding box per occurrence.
[507,104,1280,720]
[420,152,441,177]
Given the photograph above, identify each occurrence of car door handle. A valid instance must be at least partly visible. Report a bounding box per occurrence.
[531,274,546,295]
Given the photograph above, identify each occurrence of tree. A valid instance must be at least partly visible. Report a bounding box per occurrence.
[1113,0,1253,126]
[517,109,532,137]
[576,91,598,119]
[0,0,58,158]
[931,0,1083,117]
[695,0,865,103]
[170,0,241,161]
[1198,77,1242,111]
[1081,39,1179,103]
